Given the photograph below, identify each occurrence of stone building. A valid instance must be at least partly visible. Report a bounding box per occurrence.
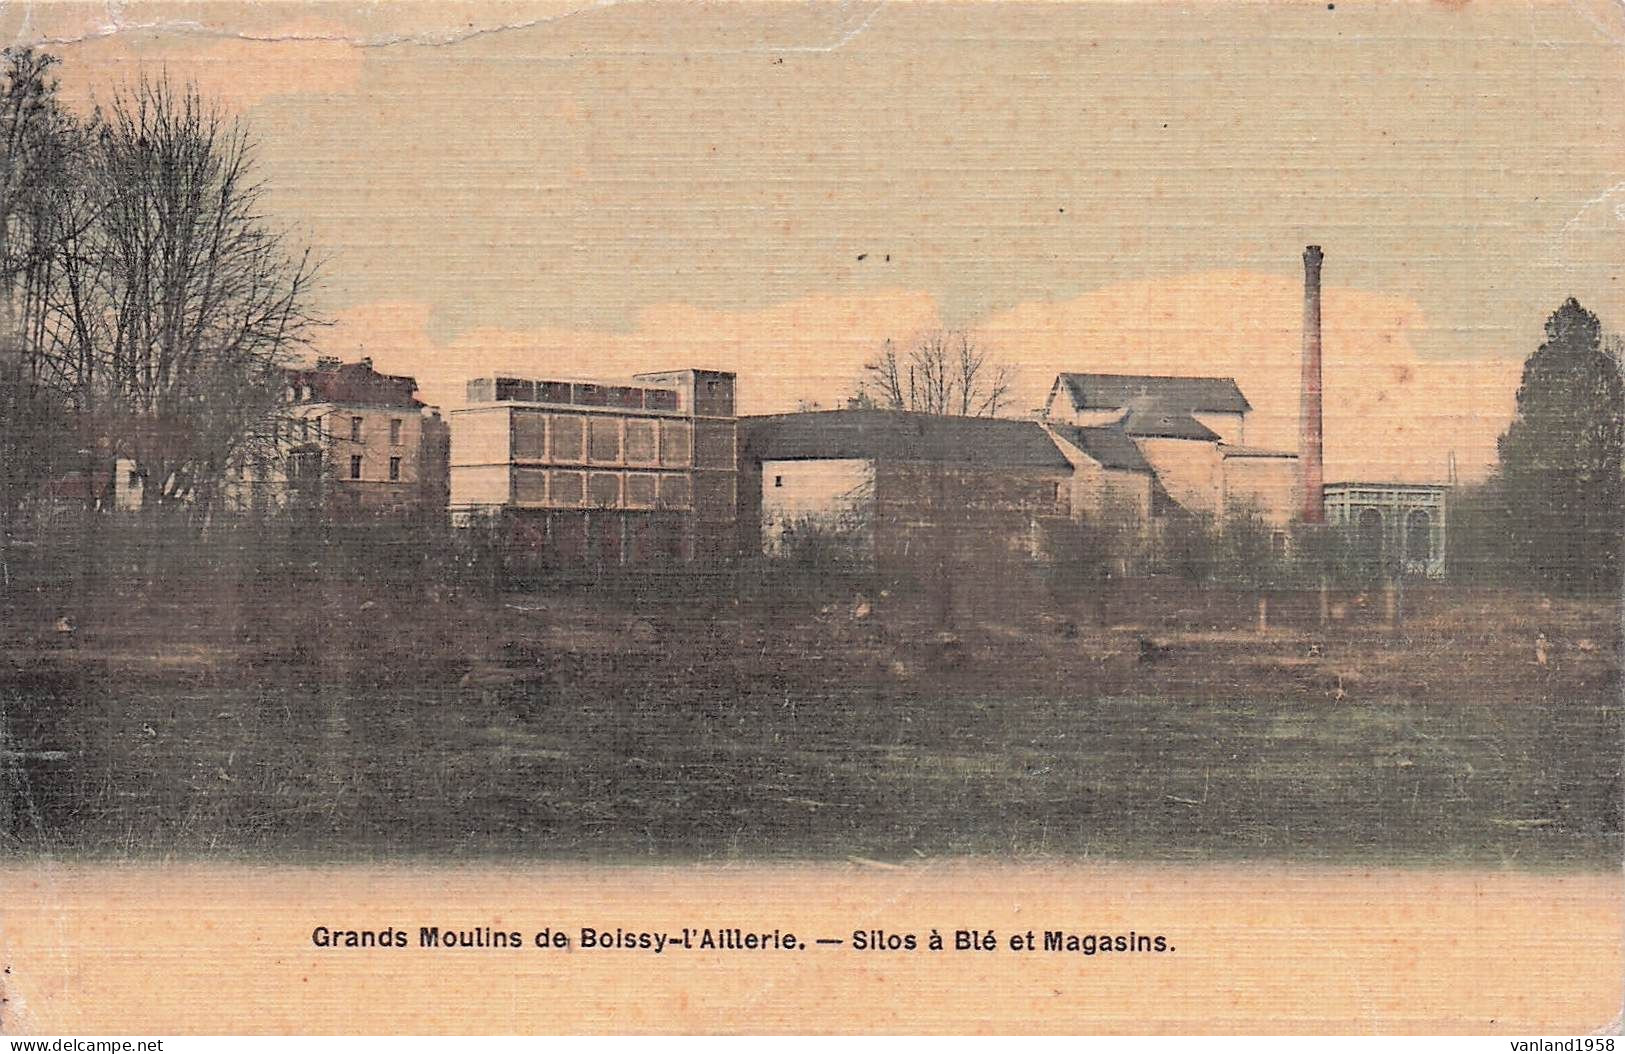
[447,368,737,564]
[739,409,1073,564]
[1041,372,1299,526]
[219,357,448,525]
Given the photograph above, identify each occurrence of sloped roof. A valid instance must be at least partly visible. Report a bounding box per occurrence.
[1055,373,1251,414]
[1117,401,1222,441]
[286,360,423,409]
[1048,424,1153,473]
[1218,443,1298,459]
[741,410,1071,470]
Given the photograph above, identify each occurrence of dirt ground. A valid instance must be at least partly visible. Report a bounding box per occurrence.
[0,566,1618,865]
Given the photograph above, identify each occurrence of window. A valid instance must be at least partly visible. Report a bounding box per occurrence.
[350,455,363,480]
[625,473,657,507]
[589,416,622,462]
[550,415,585,461]
[549,470,584,505]
[390,418,403,445]
[128,470,140,488]
[659,421,691,466]
[588,472,621,507]
[389,457,401,482]
[624,420,657,463]
[301,418,311,441]
[514,467,546,503]
[513,411,546,459]
[350,416,363,442]
[774,475,783,488]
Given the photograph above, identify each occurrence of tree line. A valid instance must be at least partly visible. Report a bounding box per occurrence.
[0,48,320,556]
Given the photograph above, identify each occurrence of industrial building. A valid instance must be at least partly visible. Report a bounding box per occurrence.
[734,246,1449,575]
[205,357,449,524]
[740,410,1073,564]
[1041,372,1299,526]
[421,246,1448,577]
[447,368,738,564]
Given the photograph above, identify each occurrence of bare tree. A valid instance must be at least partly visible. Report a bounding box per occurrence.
[858,329,1012,416]
[40,74,321,528]
[0,49,85,581]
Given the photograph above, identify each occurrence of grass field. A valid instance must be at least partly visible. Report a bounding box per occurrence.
[1,568,1619,866]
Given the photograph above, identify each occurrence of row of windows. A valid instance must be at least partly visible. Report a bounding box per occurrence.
[508,411,734,470]
[267,415,407,445]
[511,469,691,510]
[351,416,405,445]
[348,456,404,482]
[235,455,406,482]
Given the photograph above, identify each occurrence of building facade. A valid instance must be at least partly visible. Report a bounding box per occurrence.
[219,357,448,525]
[740,409,1073,565]
[1042,372,1299,526]
[448,369,737,564]
[1323,481,1449,577]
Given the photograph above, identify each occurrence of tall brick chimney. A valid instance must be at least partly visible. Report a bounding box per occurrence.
[1300,245,1325,524]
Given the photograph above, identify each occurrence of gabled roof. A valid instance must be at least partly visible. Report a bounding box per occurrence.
[1047,424,1153,473]
[741,410,1071,470]
[1054,373,1251,414]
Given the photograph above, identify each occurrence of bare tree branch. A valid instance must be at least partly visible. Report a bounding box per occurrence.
[855,329,1011,417]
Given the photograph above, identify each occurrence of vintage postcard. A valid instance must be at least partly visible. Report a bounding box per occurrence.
[0,0,1621,1037]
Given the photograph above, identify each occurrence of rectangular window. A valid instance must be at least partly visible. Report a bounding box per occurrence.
[549,470,584,505]
[514,467,547,504]
[588,472,621,507]
[390,418,403,445]
[589,416,622,462]
[550,415,584,461]
[350,455,363,480]
[624,420,657,464]
[625,473,657,508]
[658,474,691,509]
[389,456,401,482]
[774,475,783,488]
[659,421,691,466]
[513,410,546,460]
[350,416,363,442]
[301,418,311,441]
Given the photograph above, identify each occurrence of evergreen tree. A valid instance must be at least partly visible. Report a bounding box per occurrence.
[1494,298,1624,593]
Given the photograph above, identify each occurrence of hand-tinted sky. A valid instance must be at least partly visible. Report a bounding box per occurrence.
[12,0,1623,480]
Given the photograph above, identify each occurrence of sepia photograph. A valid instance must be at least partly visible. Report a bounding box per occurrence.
[0,0,1620,1036]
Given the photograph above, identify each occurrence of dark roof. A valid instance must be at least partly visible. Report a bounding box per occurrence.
[1055,373,1251,414]
[1118,402,1222,441]
[1048,424,1153,473]
[285,360,423,409]
[1218,443,1297,459]
[1323,481,1451,491]
[741,410,1071,470]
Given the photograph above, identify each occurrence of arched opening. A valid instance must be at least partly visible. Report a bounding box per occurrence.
[1406,509,1432,567]
[1357,507,1384,568]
